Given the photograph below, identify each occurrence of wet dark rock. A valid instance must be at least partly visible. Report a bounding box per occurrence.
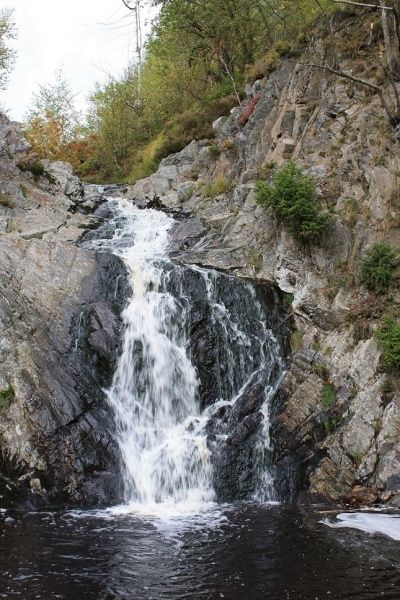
[169,216,206,253]
[0,112,128,508]
[344,485,379,508]
[209,372,278,502]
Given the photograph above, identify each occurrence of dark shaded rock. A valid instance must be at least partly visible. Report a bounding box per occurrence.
[209,372,278,502]
[147,196,164,210]
[344,485,379,508]
[169,216,207,253]
[0,114,129,507]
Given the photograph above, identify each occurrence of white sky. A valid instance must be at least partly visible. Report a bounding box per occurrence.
[0,0,156,121]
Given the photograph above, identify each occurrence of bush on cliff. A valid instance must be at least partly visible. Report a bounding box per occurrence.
[0,385,14,412]
[153,95,238,164]
[376,314,400,370]
[359,242,398,295]
[255,161,331,243]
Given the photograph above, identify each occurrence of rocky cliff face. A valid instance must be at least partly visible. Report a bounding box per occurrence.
[0,114,127,507]
[127,14,400,507]
[1,12,399,509]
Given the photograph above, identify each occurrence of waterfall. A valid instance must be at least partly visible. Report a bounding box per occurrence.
[86,198,284,510]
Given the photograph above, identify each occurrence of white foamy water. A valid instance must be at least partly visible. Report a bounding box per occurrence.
[325,512,400,541]
[94,200,213,507]
[85,198,283,515]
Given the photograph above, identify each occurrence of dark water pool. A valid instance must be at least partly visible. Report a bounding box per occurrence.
[0,504,399,600]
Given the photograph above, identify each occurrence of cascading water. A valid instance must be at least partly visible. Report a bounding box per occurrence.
[86,198,284,510]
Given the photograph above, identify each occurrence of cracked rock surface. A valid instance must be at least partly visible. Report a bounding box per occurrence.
[0,115,124,507]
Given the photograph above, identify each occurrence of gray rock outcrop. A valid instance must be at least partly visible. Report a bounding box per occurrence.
[0,114,124,507]
[123,35,400,506]
[2,11,400,508]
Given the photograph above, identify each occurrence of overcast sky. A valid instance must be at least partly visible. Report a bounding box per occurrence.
[0,0,156,121]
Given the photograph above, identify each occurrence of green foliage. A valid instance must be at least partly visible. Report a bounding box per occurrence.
[376,314,400,370]
[255,161,331,243]
[359,242,398,295]
[24,70,80,161]
[350,451,363,467]
[208,144,221,159]
[314,362,330,381]
[128,158,158,185]
[0,385,14,412]
[202,176,232,198]
[245,49,280,83]
[87,69,146,180]
[290,330,303,352]
[349,384,358,400]
[0,8,15,90]
[153,96,237,164]
[80,0,337,181]
[321,383,336,408]
[283,292,295,306]
[17,160,44,178]
[20,0,339,182]
[324,415,340,434]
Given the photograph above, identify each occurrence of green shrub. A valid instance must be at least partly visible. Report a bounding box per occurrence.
[283,292,295,306]
[128,159,157,184]
[255,161,331,243]
[321,383,336,408]
[202,176,232,198]
[359,242,398,294]
[376,314,400,370]
[324,415,340,434]
[154,95,238,163]
[208,144,221,159]
[290,329,303,352]
[17,160,45,178]
[0,386,15,412]
[245,49,279,83]
[314,362,330,381]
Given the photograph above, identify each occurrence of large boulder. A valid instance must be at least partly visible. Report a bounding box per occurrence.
[42,160,84,202]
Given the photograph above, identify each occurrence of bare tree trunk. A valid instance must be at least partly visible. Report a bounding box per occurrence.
[219,55,242,106]
[379,0,399,79]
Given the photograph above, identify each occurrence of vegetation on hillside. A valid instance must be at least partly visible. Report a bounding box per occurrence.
[376,313,400,370]
[20,1,400,182]
[24,71,80,161]
[22,0,335,182]
[255,162,331,243]
[359,242,398,295]
[0,8,15,91]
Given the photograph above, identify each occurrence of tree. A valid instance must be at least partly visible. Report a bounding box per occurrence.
[297,1,400,125]
[0,8,16,91]
[87,68,142,178]
[83,0,338,181]
[359,242,398,294]
[331,0,400,79]
[24,70,79,159]
[255,162,331,243]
